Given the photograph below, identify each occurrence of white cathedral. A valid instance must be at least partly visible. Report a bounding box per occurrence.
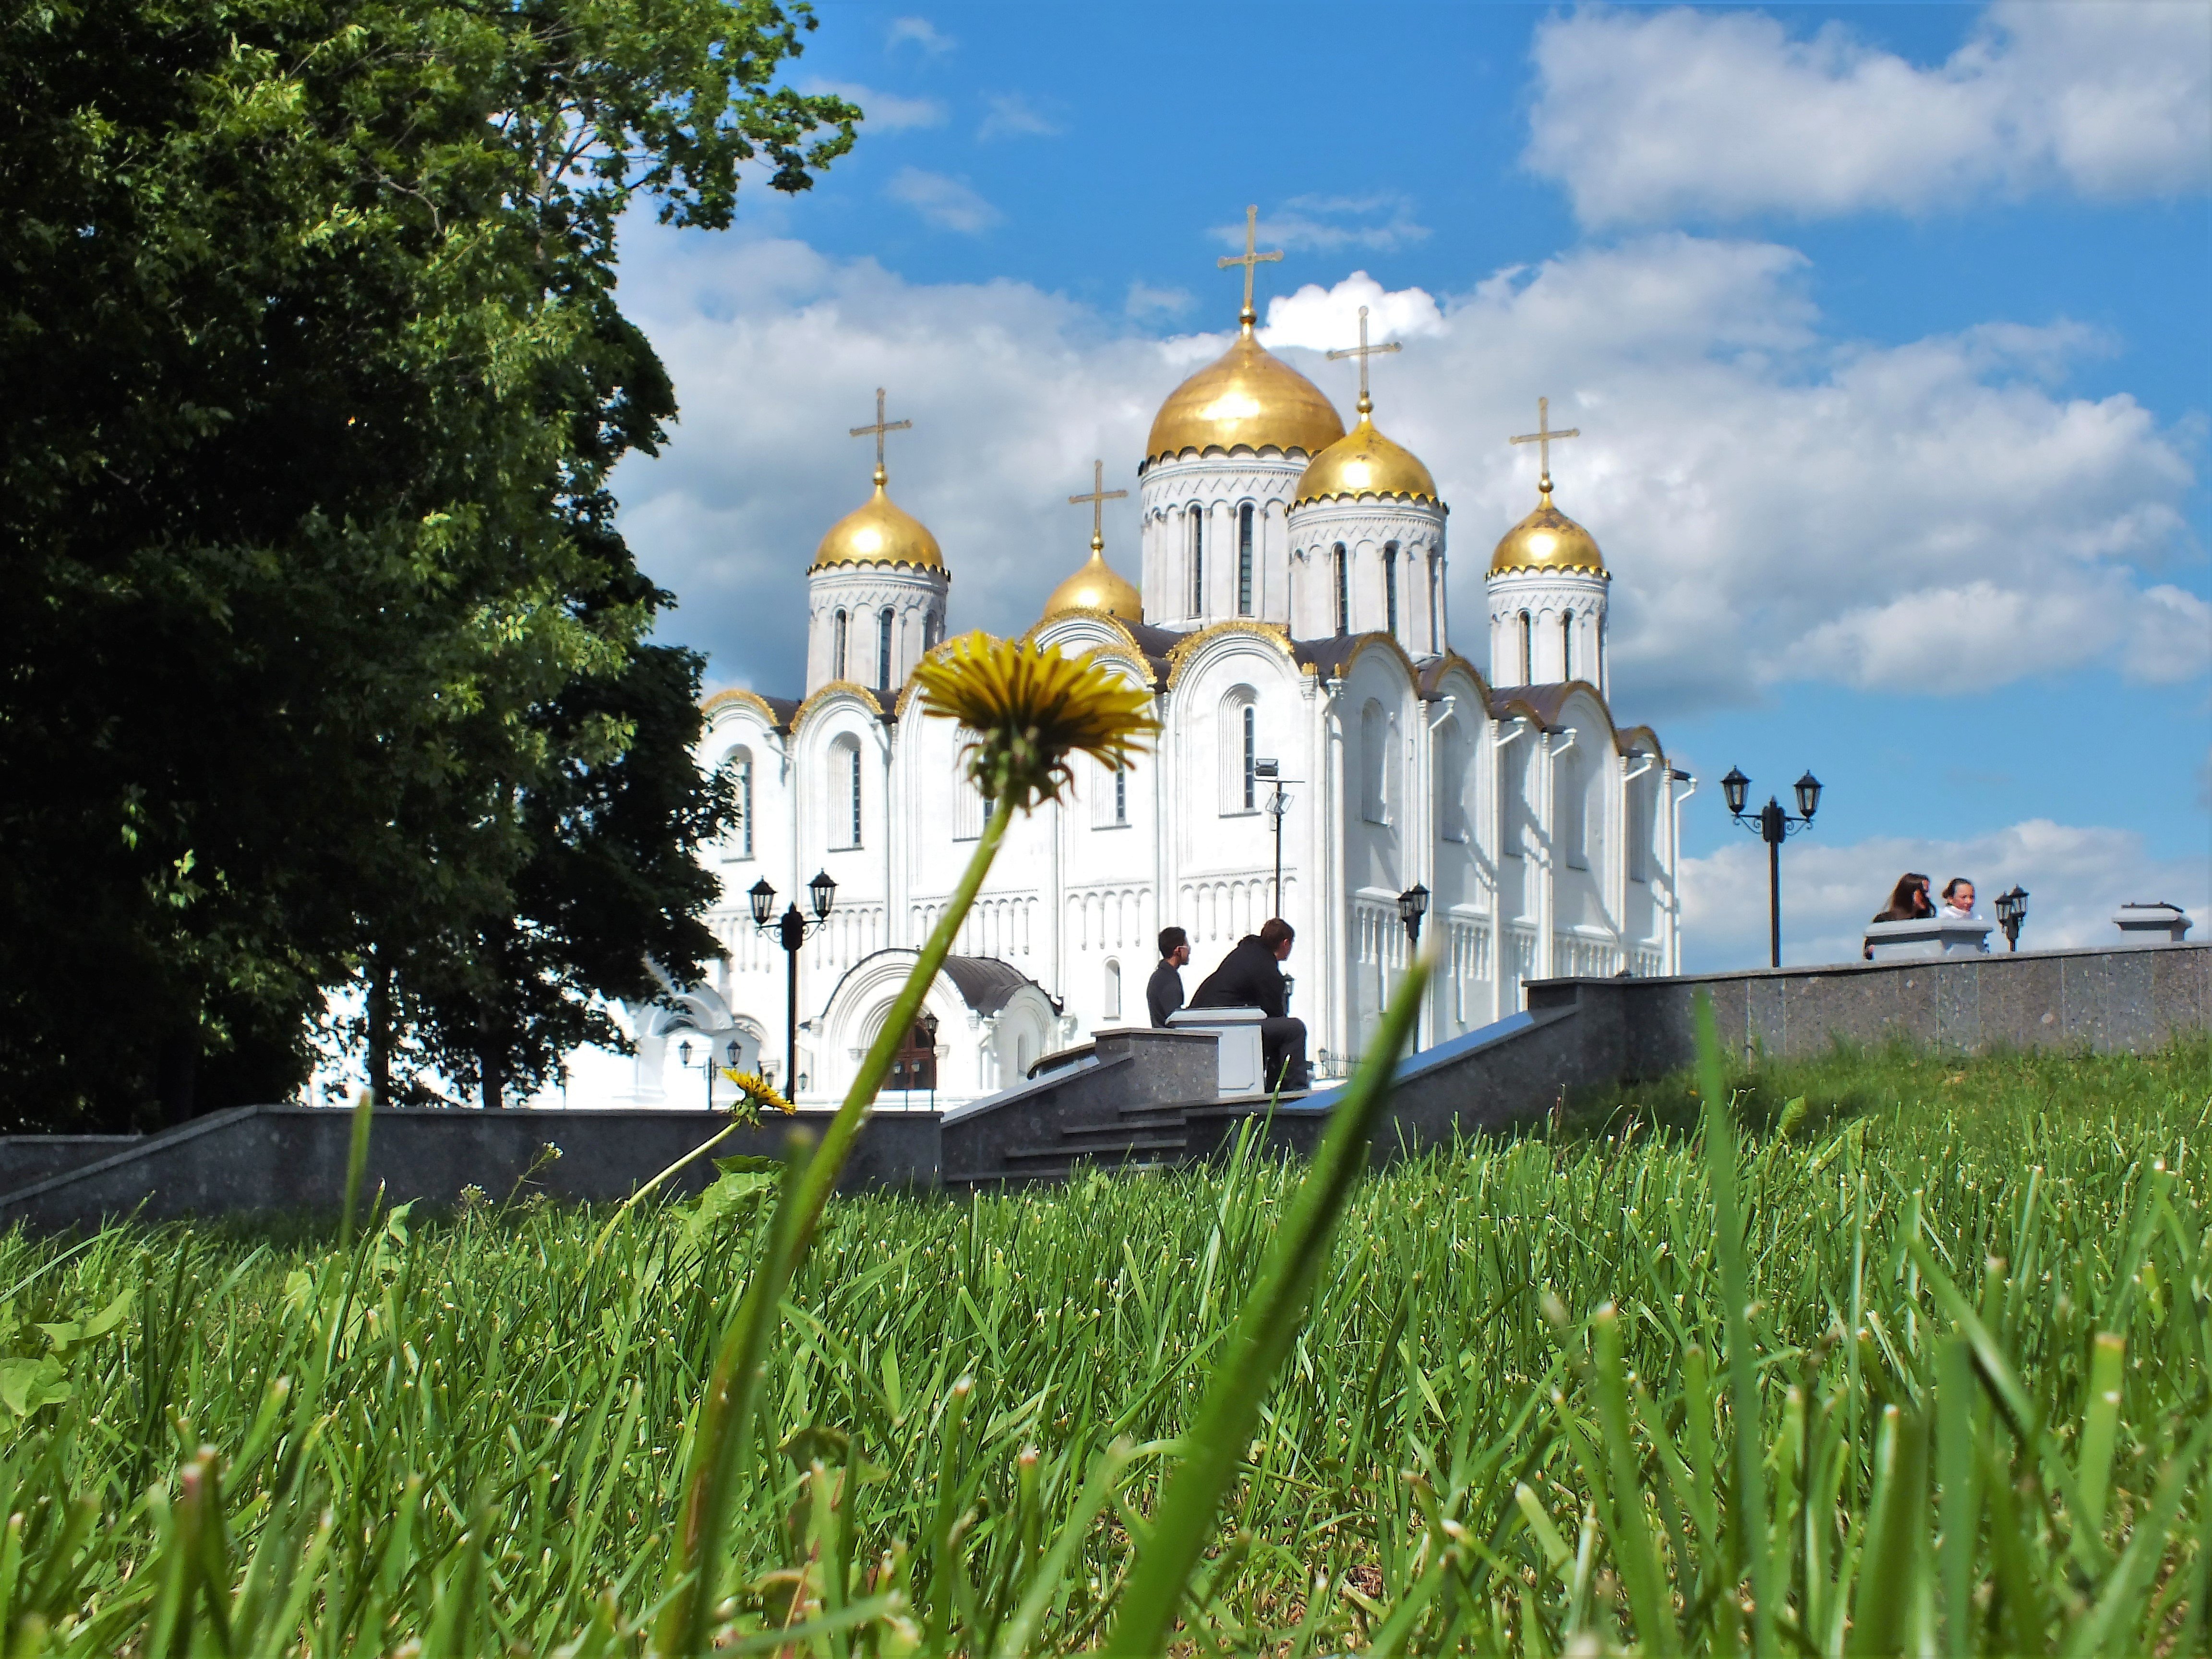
[601,273,1690,1111]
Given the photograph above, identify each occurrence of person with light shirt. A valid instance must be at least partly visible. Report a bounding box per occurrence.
[1939,878,1977,920]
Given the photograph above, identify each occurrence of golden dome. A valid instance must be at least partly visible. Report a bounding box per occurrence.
[1293,412,1438,507]
[1145,322,1346,467]
[811,470,944,571]
[1042,536,1142,623]
[1489,484,1606,577]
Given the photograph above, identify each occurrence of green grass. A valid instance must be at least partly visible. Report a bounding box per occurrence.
[1,1037,2207,1654]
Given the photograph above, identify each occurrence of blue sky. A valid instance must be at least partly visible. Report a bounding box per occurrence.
[610,0,2211,969]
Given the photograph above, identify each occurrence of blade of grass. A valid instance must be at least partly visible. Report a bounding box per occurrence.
[339,1088,374,1245]
[1106,949,1430,1655]
[1695,988,1773,1658]
[1935,1335,1979,1658]
[2073,1332,2125,1539]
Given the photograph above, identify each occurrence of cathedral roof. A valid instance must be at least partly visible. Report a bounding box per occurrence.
[1292,414,1440,508]
[1489,483,1605,577]
[1145,321,1345,468]
[1041,538,1142,623]
[812,470,945,572]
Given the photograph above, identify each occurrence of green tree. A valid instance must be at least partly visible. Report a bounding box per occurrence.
[0,0,857,1129]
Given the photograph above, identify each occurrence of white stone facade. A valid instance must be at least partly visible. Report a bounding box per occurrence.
[579,357,1686,1112]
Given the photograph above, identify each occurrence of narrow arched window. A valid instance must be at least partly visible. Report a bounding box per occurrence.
[1360,700,1388,824]
[831,736,863,848]
[1428,556,1441,653]
[1104,959,1122,1021]
[1561,612,1574,682]
[1384,542,1399,636]
[1333,544,1349,636]
[1190,507,1204,615]
[1560,747,1588,869]
[1236,503,1254,616]
[878,608,894,689]
[833,609,849,680]
[1518,611,1533,684]
[731,750,754,857]
[1114,762,1128,825]
[1242,703,1257,809]
[1435,721,1467,842]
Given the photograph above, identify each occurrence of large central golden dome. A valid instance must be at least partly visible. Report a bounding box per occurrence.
[1145,322,1345,467]
[1293,414,1439,507]
[812,469,944,572]
[1489,483,1605,577]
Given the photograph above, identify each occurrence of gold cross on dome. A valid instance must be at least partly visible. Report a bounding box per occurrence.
[1217,204,1283,328]
[1509,396,1581,492]
[1067,458,1128,551]
[1324,304,1402,416]
[848,387,913,484]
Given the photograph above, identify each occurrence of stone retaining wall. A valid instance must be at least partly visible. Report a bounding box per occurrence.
[4,943,2202,1229]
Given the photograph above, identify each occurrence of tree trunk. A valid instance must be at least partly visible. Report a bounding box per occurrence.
[156,1029,197,1126]
[366,959,392,1106]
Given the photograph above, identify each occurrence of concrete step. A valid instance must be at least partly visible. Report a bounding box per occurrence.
[1004,1133,1186,1165]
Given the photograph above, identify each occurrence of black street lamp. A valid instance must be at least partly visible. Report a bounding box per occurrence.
[748,870,837,1095]
[1722,767,1821,968]
[1254,758,1297,918]
[1397,882,1430,1049]
[1995,885,2029,951]
[918,1008,940,1112]
[676,1035,745,1111]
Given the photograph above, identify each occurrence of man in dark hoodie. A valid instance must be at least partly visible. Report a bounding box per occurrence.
[1190,917,1308,1092]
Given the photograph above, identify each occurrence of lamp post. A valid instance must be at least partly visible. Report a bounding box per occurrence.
[1995,885,2029,951]
[1721,767,1822,969]
[918,1008,939,1112]
[1397,882,1430,1050]
[747,870,838,1098]
[1254,758,1298,918]
[678,1035,745,1112]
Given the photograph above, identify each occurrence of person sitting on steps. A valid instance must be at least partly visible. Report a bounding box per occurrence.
[1189,917,1310,1093]
[1147,926,1190,1028]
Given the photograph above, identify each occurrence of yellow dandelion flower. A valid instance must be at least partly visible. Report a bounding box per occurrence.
[720,1070,794,1121]
[912,631,1158,811]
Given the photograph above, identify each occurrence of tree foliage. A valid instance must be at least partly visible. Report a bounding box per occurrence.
[0,0,858,1128]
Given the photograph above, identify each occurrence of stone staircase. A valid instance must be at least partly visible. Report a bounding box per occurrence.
[940,1026,1218,1189]
[987,1099,1194,1185]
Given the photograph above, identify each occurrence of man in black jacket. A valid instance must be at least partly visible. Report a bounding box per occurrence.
[1190,917,1309,1092]
[1147,927,1190,1027]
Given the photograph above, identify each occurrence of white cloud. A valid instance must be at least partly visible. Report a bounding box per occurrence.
[1220,194,1433,253]
[1259,271,1446,353]
[883,167,1001,233]
[1527,1,2212,225]
[799,80,945,133]
[2129,585,2212,685]
[978,93,1064,140]
[1680,817,2211,971]
[1125,281,1192,321]
[886,16,952,54]
[608,227,2201,714]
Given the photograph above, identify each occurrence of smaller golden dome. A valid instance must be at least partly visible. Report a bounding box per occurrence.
[1489,484,1606,577]
[1042,536,1142,623]
[1293,413,1438,507]
[812,470,944,571]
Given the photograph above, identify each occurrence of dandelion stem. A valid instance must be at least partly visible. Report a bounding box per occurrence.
[651,794,1016,1656]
